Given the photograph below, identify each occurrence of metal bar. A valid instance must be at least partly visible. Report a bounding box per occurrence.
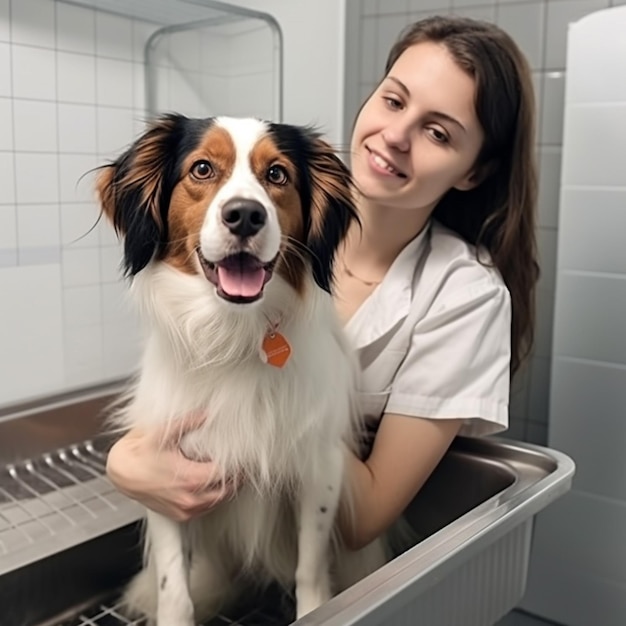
[84,440,109,462]
[0,485,53,537]
[0,508,28,554]
[24,460,96,520]
[69,445,108,474]
[3,466,60,534]
[143,0,283,121]
[43,453,117,511]
[105,602,144,624]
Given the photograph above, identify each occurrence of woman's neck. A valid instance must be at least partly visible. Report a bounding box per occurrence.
[345,197,431,270]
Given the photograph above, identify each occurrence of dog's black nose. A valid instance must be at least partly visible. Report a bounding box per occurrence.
[221,199,267,238]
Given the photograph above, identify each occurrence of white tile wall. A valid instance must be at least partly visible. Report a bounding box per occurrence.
[57,52,96,103]
[537,227,558,292]
[527,356,551,426]
[13,99,58,152]
[0,97,12,150]
[567,26,626,102]
[530,489,626,584]
[558,189,626,274]
[60,203,101,248]
[496,2,545,70]
[0,43,10,96]
[169,29,201,71]
[451,4,497,21]
[12,45,57,99]
[533,288,555,359]
[550,358,626,501]
[378,0,408,15]
[58,154,97,203]
[96,106,135,157]
[10,0,55,48]
[410,0,449,9]
[360,17,378,83]
[63,285,102,328]
[0,0,291,406]
[0,265,65,405]
[453,0,493,8]
[553,273,626,364]
[63,324,104,387]
[56,2,95,54]
[95,11,133,61]
[540,72,566,145]
[14,153,59,203]
[524,491,626,624]
[562,103,626,186]
[0,206,16,248]
[537,147,562,229]
[17,204,60,249]
[58,104,97,153]
[96,58,134,107]
[0,0,9,42]
[0,152,15,204]
[545,0,610,70]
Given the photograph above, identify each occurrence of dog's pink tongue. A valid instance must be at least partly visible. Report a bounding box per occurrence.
[217,265,265,297]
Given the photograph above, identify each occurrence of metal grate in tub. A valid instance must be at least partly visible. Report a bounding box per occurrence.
[57,594,292,626]
[0,437,135,561]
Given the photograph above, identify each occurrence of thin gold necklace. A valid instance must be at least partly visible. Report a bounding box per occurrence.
[341,260,382,287]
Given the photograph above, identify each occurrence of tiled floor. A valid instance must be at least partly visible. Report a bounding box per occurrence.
[496,609,562,626]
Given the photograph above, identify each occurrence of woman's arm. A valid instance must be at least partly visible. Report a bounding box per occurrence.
[106,412,462,545]
[106,424,237,522]
[341,413,463,550]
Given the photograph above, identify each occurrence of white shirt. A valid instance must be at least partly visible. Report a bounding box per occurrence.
[345,220,511,440]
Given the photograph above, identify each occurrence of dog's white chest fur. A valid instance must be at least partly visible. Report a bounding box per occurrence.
[116,264,371,623]
[121,264,357,489]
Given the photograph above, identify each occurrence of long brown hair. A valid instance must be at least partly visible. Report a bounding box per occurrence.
[385,16,539,375]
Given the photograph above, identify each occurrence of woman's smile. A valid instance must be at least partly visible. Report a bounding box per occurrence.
[366,146,407,179]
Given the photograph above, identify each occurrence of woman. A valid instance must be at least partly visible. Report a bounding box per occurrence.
[106,16,538,551]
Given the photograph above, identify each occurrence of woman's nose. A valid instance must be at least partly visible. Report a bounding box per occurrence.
[381,120,411,152]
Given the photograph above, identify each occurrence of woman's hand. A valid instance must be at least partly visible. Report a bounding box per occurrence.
[105,417,238,522]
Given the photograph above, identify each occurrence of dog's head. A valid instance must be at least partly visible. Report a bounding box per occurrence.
[96,114,357,303]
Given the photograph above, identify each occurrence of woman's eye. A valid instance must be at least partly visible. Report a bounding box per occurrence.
[191,160,214,180]
[267,164,289,185]
[384,97,403,110]
[428,127,449,144]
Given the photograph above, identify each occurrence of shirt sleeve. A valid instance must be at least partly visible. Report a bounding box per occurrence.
[385,275,511,437]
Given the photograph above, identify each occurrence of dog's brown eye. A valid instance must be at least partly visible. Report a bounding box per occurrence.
[191,160,214,180]
[266,164,289,185]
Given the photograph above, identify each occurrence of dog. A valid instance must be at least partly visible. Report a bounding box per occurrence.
[97,114,386,625]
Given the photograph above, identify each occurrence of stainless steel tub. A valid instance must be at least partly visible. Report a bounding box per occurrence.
[0,385,574,626]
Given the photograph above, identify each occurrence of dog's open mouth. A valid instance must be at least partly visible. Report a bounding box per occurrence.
[197,250,276,303]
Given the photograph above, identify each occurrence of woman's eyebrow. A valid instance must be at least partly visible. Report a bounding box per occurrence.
[429,112,467,134]
[385,75,410,96]
[384,76,467,134]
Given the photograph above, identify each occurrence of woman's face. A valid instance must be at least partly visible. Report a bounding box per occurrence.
[350,41,485,212]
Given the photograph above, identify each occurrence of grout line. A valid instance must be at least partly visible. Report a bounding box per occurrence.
[53,0,70,386]
[7,0,18,265]
[93,5,107,382]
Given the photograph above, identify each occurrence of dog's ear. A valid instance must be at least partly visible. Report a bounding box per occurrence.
[96,113,188,277]
[266,123,359,293]
[303,134,359,293]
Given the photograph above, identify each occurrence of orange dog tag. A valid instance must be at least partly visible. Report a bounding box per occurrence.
[261,332,291,368]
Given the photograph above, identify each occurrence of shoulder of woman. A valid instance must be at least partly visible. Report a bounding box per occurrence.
[425,220,507,296]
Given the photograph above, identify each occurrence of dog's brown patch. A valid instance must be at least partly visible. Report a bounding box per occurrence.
[166,126,237,274]
[250,135,307,294]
